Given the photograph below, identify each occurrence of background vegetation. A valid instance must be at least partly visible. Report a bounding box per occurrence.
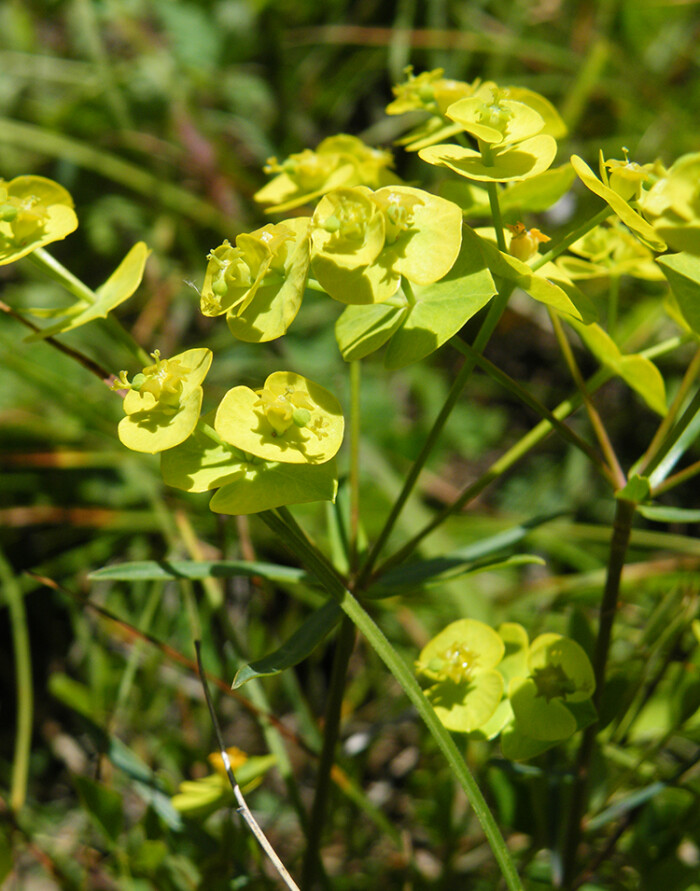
[2,1,700,888]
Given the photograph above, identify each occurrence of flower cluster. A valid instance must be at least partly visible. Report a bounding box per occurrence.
[416,620,595,760]
[254,134,398,214]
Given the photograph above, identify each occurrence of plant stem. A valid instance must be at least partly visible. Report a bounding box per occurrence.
[28,248,151,365]
[349,360,362,573]
[372,334,687,577]
[635,345,700,476]
[451,336,614,483]
[652,457,700,495]
[357,280,514,586]
[532,207,611,270]
[371,366,610,578]
[258,510,524,891]
[301,616,356,889]
[549,310,625,488]
[1,551,33,812]
[194,640,301,891]
[560,497,636,889]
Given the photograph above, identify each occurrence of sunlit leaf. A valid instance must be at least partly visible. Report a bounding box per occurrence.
[233,600,343,688]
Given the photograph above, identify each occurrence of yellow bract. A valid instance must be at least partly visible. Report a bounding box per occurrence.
[0,175,78,265]
[116,348,212,454]
[254,134,397,214]
[310,185,463,304]
[215,371,344,465]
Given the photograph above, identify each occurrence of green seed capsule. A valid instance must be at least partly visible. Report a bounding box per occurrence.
[292,408,311,428]
[0,204,19,222]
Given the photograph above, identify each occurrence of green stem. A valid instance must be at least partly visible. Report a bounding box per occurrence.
[30,247,97,304]
[349,360,362,573]
[450,336,614,484]
[607,274,620,338]
[258,510,524,891]
[372,367,608,579]
[643,385,700,483]
[549,310,625,488]
[651,457,700,496]
[372,337,685,577]
[561,498,636,889]
[357,280,514,587]
[1,551,33,812]
[301,616,356,889]
[635,346,700,477]
[531,207,611,271]
[28,248,151,365]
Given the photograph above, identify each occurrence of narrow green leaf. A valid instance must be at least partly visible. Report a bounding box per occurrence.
[27,242,150,340]
[586,780,666,831]
[375,513,560,590]
[233,600,343,688]
[464,226,593,321]
[570,155,666,251]
[638,505,700,523]
[89,559,308,584]
[370,554,544,596]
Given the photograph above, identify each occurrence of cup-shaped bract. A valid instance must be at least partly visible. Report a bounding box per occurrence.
[638,153,700,255]
[416,619,506,733]
[310,187,400,305]
[0,175,78,265]
[508,633,595,742]
[215,371,344,465]
[254,134,397,214]
[201,219,311,342]
[117,348,212,454]
[311,185,463,305]
[386,67,476,116]
[445,83,546,147]
[419,135,557,184]
[372,186,463,285]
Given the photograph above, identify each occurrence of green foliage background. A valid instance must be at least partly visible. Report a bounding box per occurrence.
[1,1,700,889]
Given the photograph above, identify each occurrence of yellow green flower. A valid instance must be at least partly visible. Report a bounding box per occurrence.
[0,175,78,265]
[254,134,397,213]
[416,619,505,733]
[638,152,700,254]
[115,348,212,454]
[310,185,463,305]
[201,218,310,342]
[214,371,344,465]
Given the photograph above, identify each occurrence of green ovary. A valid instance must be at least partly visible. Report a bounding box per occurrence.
[0,193,49,243]
[254,385,315,437]
[132,350,187,407]
[323,199,369,241]
[478,99,513,132]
